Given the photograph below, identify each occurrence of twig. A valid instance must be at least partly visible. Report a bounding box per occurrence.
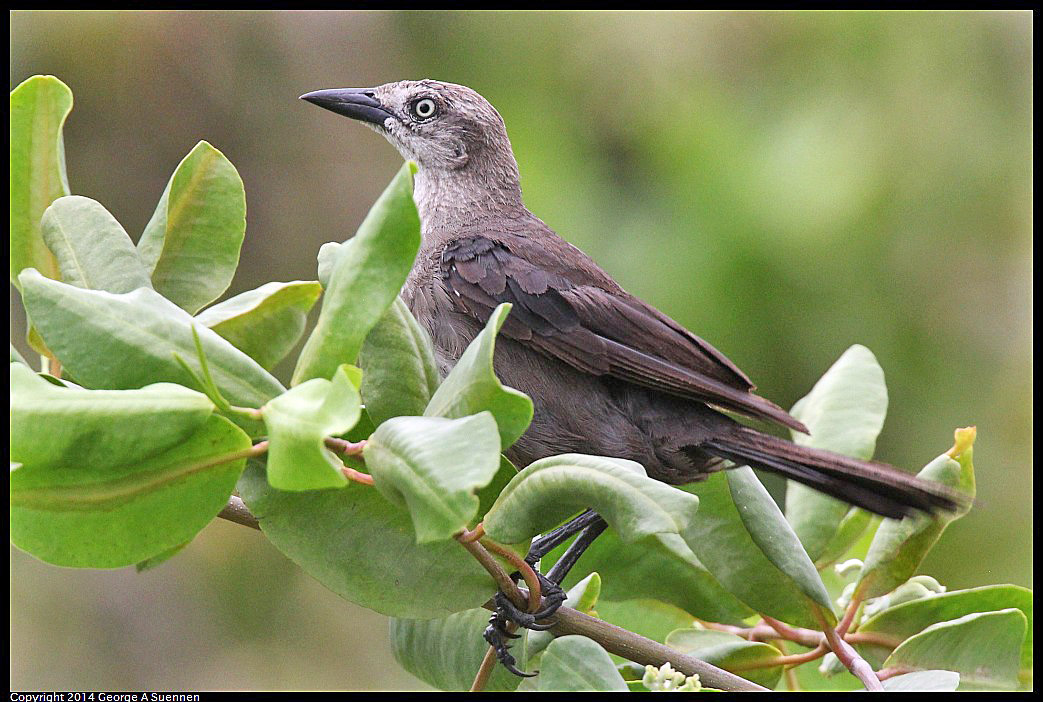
[480,537,541,613]
[325,437,367,456]
[340,466,375,486]
[729,643,828,671]
[470,644,502,692]
[547,607,768,691]
[816,609,883,691]
[762,615,804,641]
[697,617,900,653]
[837,594,863,636]
[454,534,526,610]
[846,631,903,649]
[457,523,485,543]
[875,665,914,681]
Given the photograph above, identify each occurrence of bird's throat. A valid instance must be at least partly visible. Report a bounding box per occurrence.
[412,162,525,235]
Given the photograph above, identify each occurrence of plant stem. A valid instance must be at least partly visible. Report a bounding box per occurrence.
[480,537,541,612]
[325,437,367,456]
[469,643,501,692]
[697,617,900,653]
[547,607,768,691]
[340,466,375,486]
[457,523,485,543]
[815,609,883,691]
[729,643,828,671]
[875,665,914,681]
[837,594,863,636]
[454,534,526,610]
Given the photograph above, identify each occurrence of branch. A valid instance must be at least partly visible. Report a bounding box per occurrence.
[816,608,884,691]
[217,497,768,692]
[698,617,901,651]
[545,606,768,691]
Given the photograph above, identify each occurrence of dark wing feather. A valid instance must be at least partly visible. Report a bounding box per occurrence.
[440,236,806,433]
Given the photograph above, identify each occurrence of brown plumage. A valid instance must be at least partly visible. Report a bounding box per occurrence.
[301,80,964,519]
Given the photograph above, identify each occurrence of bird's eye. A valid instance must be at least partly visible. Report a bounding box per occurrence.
[410,98,438,120]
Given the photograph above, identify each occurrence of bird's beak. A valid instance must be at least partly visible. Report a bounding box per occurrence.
[299,88,393,127]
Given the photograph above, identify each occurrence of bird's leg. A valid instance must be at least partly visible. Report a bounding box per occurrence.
[485,513,610,677]
[524,509,605,566]
[544,517,608,585]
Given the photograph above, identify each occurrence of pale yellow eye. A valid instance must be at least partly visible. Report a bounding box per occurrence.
[411,98,437,120]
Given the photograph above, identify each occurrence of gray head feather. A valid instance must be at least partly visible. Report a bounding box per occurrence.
[368,80,526,230]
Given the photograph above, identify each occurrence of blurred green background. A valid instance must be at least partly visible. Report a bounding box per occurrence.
[10,10,1031,691]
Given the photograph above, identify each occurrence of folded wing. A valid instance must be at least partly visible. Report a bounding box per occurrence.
[440,235,807,433]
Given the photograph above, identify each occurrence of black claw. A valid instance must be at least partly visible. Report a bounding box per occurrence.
[483,611,537,678]
[526,620,557,631]
[502,656,537,679]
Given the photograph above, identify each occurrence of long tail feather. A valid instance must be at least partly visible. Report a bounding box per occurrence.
[702,426,966,518]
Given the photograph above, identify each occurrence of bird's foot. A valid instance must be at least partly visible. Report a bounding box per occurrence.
[484,571,567,677]
[483,608,534,678]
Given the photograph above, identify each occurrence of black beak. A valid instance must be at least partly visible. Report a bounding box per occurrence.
[299,88,393,127]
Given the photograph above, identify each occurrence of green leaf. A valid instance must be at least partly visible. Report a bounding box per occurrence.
[884,609,1026,690]
[545,527,753,624]
[814,509,877,569]
[857,584,1033,675]
[10,74,72,286]
[681,469,836,630]
[18,270,285,410]
[878,670,960,691]
[536,635,628,692]
[482,454,699,546]
[10,362,214,470]
[292,162,421,384]
[137,141,247,314]
[11,413,250,568]
[855,428,976,601]
[261,365,362,491]
[423,303,533,449]
[237,462,497,618]
[666,628,785,689]
[195,281,322,371]
[364,412,502,543]
[475,454,519,521]
[390,608,525,692]
[359,297,441,426]
[40,196,152,293]
[785,345,887,563]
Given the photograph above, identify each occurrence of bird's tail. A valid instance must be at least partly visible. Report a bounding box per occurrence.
[701,426,966,519]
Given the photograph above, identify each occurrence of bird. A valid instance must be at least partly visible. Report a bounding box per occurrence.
[300,79,963,521]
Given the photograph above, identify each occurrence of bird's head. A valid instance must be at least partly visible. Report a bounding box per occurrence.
[300,79,514,175]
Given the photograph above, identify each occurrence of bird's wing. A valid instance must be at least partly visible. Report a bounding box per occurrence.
[440,235,807,433]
